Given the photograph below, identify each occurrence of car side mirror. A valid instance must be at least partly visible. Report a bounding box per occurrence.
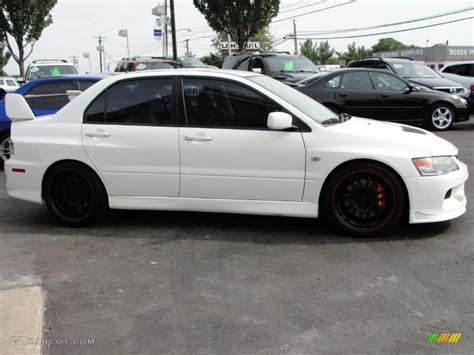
[404,85,415,93]
[267,112,293,130]
[252,67,262,74]
[66,90,83,102]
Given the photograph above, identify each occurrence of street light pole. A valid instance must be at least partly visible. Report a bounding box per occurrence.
[170,0,177,61]
[118,29,130,57]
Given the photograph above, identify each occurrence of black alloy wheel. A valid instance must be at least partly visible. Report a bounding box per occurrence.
[323,163,405,237]
[44,163,108,226]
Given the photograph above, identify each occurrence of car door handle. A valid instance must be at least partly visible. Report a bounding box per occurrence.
[86,131,111,138]
[381,94,390,98]
[338,93,348,97]
[184,135,213,142]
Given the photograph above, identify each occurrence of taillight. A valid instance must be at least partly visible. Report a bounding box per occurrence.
[470,84,474,91]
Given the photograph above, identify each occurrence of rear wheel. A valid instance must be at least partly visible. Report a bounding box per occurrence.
[43,162,108,226]
[0,132,12,166]
[427,104,454,131]
[322,162,405,237]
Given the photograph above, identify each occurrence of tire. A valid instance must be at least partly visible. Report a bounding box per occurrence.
[0,132,12,167]
[43,162,108,227]
[322,162,405,237]
[426,104,454,131]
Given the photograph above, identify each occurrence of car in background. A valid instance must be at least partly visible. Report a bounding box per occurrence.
[222,53,319,83]
[439,62,474,110]
[177,56,217,69]
[295,68,470,131]
[0,77,19,92]
[4,69,468,236]
[25,59,78,82]
[114,56,179,72]
[346,57,468,97]
[315,64,341,72]
[1,74,107,164]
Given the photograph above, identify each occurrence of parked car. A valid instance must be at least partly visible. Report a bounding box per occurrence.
[177,56,217,69]
[4,70,468,237]
[346,57,468,97]
[0,74,107,164]
[295,68,470,131]
[114,56,179,72]
[222,53,319,83]
[439,61,474,110]
[25,59,78,82]
[0,77,19,92]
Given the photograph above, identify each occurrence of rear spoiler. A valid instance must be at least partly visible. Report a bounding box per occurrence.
[5,93,35,122]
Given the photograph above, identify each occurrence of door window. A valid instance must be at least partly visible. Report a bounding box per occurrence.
[182,78,279,129]
[370,72,409,91]
[455,64,471,77]
[443,65,457,74]
[326,75,341,88]
[84,78,175,125]
[340,72,373,90]
[25,80,78,109]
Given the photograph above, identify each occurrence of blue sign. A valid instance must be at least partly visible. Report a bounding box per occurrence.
[154,28,162,39]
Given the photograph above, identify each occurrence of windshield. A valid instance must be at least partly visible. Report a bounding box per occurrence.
[391,62,441,79]
[179,57,206,67]
[296,72,330,86]
[249,75,336,124]
[265,56,319,73]
[27,65,77,80]
[136,62,175,70]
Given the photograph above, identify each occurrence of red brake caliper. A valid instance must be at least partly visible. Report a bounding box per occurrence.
[375,183,386,209]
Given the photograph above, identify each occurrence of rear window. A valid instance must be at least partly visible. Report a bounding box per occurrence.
[6,80,17,86]
[27,81,77,95]
[27,65,78,80]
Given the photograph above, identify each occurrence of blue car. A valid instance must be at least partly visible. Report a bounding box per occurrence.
[1,75,108,164]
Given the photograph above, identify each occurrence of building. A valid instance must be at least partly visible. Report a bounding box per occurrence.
[373,44,474,70]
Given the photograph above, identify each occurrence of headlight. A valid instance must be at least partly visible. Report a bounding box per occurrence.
[412,156,459,176]
[458,97,468,106]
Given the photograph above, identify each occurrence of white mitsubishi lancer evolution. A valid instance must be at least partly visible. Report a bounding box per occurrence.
[4,69,468,236]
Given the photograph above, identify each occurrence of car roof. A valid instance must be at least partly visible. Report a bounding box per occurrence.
[442,61,474,66]
[106,68,257,80]
[27,74,111,82]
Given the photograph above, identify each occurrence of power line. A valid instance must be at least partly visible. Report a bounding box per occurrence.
[279,0,326,14]
[294,16,474,40]
[272,0,356,23]
[298,6,474,35]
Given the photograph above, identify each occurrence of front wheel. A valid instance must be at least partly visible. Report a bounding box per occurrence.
[322,162,405,237]
[427,104,454,131]
[43,163,108,226]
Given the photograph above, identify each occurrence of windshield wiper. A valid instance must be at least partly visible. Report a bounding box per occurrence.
[321,117,340,125]
[339,113,352,122]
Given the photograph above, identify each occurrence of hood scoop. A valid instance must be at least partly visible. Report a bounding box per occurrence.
[400,125,428,135]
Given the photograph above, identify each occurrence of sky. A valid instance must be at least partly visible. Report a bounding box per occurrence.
[3,0,474,75]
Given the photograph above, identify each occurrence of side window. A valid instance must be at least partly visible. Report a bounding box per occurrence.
[105,78,174,125]
[182,78,279,129]
[326,75,341,88]
[84,93,106,123]
[443,65,457,74]
[340,72,373,90]
[25,81,78,109]
[370,72,408,91]
[78,81,97,91]
[237,57,251,71]
[27,81,77,95]
[455,64,470,76]
[126,63,134,72]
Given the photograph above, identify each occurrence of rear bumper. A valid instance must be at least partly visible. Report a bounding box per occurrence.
[0,120,11,135]
[405,159,468,224]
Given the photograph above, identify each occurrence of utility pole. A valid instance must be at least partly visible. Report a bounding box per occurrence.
[93,35,106,72]
[293,19,298,55]
[164,0,168,58]
[227,34,231,55]
[69,55,79,72]
[185,39,189,57]
[170,0,177,61]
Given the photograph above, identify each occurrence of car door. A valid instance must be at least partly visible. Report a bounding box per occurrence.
[82,78,180,197]
[24,80,78,116]
[369,71,427,122]
[179,77,306,201]
[336,71,378,118]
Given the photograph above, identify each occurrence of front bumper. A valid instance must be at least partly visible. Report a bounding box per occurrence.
[405,159,468,224]
[454,106,470,122]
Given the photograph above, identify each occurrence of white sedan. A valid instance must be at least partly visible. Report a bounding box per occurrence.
[4,69,468,236]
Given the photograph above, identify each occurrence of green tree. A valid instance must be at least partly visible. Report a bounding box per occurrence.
[0,0,58,77]
[200,52,224,67]
[193,0,280,52]
[300,39,337,64]
[337,42,372,64]
[371,37,414,53]
[0,39,11,75]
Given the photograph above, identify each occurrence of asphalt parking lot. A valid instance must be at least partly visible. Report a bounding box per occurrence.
[1,122,473,354]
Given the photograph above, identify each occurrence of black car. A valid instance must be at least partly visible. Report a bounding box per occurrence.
[222,53,319,83]
[295,68,470,131]
[346,57,467,97]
